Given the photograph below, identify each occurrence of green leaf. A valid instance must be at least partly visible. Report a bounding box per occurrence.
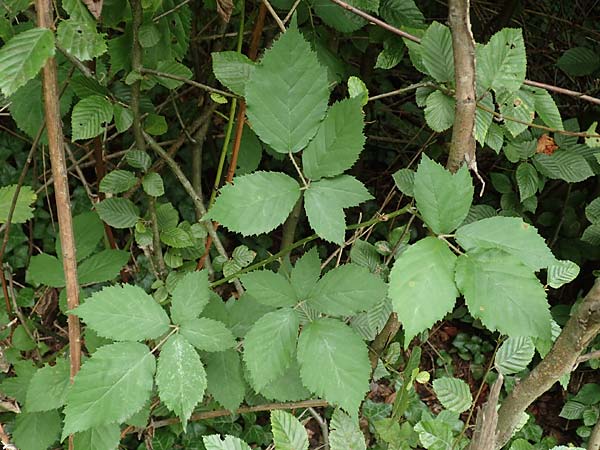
[475,92,494,145]
[205,349,246,411]
[380,0,425,28]
[71,95,114,141]
[297,318,370,416]
[0,184,36,224]
[477,28,526,93]
[455,249,551,339]
[57,18,107,61]
[348,76,369,105]
[392,168,415,197]
[142,172,165,197]
[587,198,600,223]
[28,253,65,287]
[209,171,301,236]
[498,89,535,137]
[74,284,170,341]
[78,249,130,285]
[291,248,321,298]
[557,47,600,77]
[414,155,474,234]
[420,22,454,83]
[243,308,299,391]
[260,361,311,402]
[559,401,586,421]
[144,113,168,135]
[495,336,535,375]
[25,358,70,412]
[160,227,194,248]
[56,211,104,262]
[227,123,262,175]
[304,175,373,244]
[156,334,206,428]
[388,237,458,346]
[0,28,55,96]
[271,410,309,450]
[150,59,192,89]
[308,263,387,316]
[245,25,329,153]
[0,361,36,403]
[312,0,372,33]
[532,88,563,130]
[547,260,580,289]
[240,270,297,307]
[99,170,137,194]
[13,410,61,450]
[375,37,405,70]
[302,97,365,180]
[583,223,600,246]
[73,423,121,450]
[203,435,251,450]
[212,51,255,96]
[455,216,555,271]
[96,197,140,228]
[424,90,455,132]
[62,342,155,438]
[329,408,366,450]
[180,317,236,352]
[533,150,594,183]
[485,122,504,153]
[170,270,210,324]
[432,377,472,413]
[516,162,538,201]
[126,150,152,171]
[139,23,160,47]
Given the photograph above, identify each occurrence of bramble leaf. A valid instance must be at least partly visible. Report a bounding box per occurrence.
[271,410,309,450]
[170,270,210,324]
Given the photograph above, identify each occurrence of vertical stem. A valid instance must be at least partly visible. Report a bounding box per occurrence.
[129,0,146,151]
[149,197,166,277]
[279,197,303,267]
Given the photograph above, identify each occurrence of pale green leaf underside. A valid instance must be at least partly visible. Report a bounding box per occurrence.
[212,51,255,96]
[329,408,366,450]
[209,171,301,236]
[203,435,251,450]
[71,94,114,141]
[494,336,535,375]
[245,26,329,153]
[432,377,473,413]
[420,21,454,83]
[547,259,580,289]
[388,237,458,346]
[62,342,155,438]
[271,410,309,450]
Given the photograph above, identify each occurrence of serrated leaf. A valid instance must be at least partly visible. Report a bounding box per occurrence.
[112,103,133,133]
[533,150,594,183]
[586,198,600,223]
[291,248,321,298]
[350,239,381,273]
[329,408,366,450]
[13,410,61,450]
[240,270,297,307]
[62,342,155,438]
[72,95,114,141]
[73,423,121,450]
[392,168,415,197]
[497,89,535,137]
[57,18,107,61]
[432,377,473,413]
[0,184,36,223]
[380,0,425,28]
[557,47,600,77]
[243,308,299,391]
[455,216,555,271]
[245,25,329,153]
[424,90,455,132]
[388,237,458,346]
[559,401,586,420]
[96,197,140,228]
[79,249,129,285]
[170,270,210,324]
[455,249,551,339]
[583,223,600,245]
[25,358,70,412]
[209,171,301,236]
[160,227,194,248]
[142,172,164,196]
[28,253,65,287]
[297,318,370,417]
[531,88,563,130]
[205,349,246,411]
[421,22,454,83]
[152,59,193,89]
[302,97,365,180]
[547,259,580,289]
[375,37,405,70]
[212,51,255,96]
[486,122,504,153]
[475,92,494,145]
[308,263,387,316]
[126,150,152,171]
[74,284,170,341]
[156,334,206,428]
[414,155,474,234]
[99,170,137,194]
[203,435,251,450]
[477,28,526,93]
[180,317,236,352]
[495,336,535,375]
[516,162,538,201]
[312,0,370,33]
[271,410,309,450]
[259,361,311,402]
[0,28,55,96]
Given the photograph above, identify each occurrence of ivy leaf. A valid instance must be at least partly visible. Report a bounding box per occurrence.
[420,22,454,83]
[477,28,526,93]
[0,28,55,96]
[73,284,171,341]
[424,90,455,132]
[212,51,255,96]
[73,424,121,450]
[271,410,309,450]
[0,184,36,224]
[432,377,472,413]
[388,237,458,346]
[455,216,555,271]
[329,408,366,450]
[244,308,299,391]
[302,98,365,180]
[494,336,535,375]
[240,270,297,307]
[156,334,207,428]
[25,357,70,412]
[533,150,594,183]
[414,155,474,234]
[308,263,387,316]
[71,95,114,141]
[547,259,580,289]
[291,248,321,298]
[62,342,155,438]
[57,18,107,61]
[99,169,137,194]
[180,317,236,352]
[78,249,130,285]
[455,249,552,339]
[209,171,301,236]
[297,318,370,417]
[170,270,210,324]
[245,24,329,153]
[203,435,251,450]
[13,410,61,450]
[96,197,140,228]
[205,349,246,411]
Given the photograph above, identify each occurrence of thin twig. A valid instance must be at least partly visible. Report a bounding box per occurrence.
[368,82,427,102]
[140,68,238,98]
[262,0,286,32]
[283,0,302,23]
[308,407,330,450]
[152,0,192,22]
